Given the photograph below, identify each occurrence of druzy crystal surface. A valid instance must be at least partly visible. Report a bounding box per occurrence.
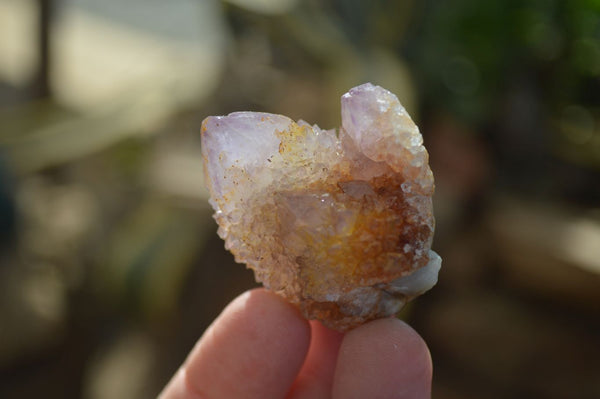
[201,83,441,331]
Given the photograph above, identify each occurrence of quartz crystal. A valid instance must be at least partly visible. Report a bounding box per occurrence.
[201,83,441,331]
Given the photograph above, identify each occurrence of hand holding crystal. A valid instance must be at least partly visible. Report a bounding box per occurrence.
[160,288,432,399]
[160,84,438,397]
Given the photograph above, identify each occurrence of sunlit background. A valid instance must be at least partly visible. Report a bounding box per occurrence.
[0,0,599,398]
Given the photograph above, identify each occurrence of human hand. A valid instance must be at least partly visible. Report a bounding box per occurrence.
[159,288,432,399]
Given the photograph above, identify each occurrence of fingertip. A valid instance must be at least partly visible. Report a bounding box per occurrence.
[159,368,202,399]
[165,288,311,399]
[333,317,432,399]
[219,288,311,342]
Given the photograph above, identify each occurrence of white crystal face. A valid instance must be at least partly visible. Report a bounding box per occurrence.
[201,83,441,331]
[388,250,442,297]
[201,112,293,211]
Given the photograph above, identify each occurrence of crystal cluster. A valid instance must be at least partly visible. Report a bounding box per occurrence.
[201,83,441,331]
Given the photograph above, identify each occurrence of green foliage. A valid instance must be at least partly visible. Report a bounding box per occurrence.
[405,0,600,125]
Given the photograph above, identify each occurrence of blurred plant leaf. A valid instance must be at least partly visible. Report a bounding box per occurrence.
[223,0,298,15]
[99,199,213,320]
[0,87,180,175]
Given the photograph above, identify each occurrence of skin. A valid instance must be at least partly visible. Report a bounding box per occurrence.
[159,288,432,399]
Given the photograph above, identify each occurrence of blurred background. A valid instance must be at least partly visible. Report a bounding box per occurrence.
[0,0,599,397]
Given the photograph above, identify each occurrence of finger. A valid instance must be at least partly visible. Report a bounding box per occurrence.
[332,318,432,399]
[287,320,344,399]
[160,288,311,399]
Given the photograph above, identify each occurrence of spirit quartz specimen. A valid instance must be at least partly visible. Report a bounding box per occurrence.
[201,83,441,331]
